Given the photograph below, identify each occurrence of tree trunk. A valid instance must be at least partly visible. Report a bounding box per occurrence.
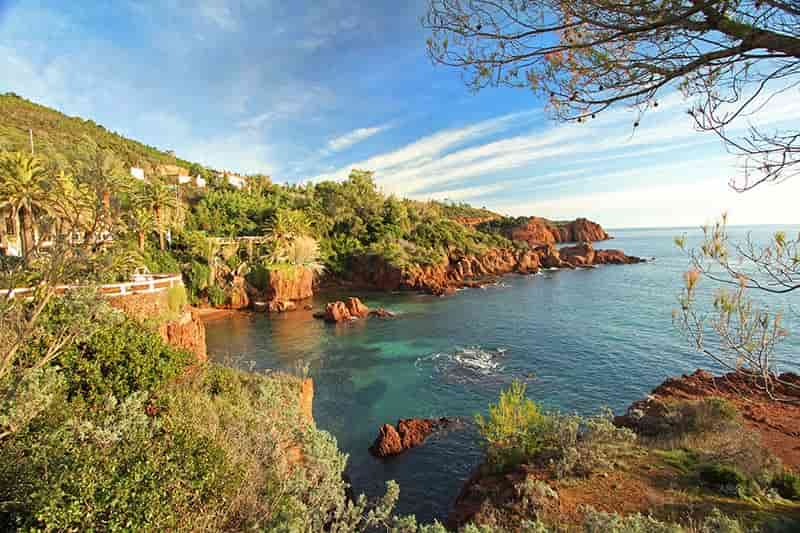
[20,206,35,264]
[138,231,145,251]
[155,206,165,251]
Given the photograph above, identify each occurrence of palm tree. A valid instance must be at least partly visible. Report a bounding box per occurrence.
[74,138,131,217]
[0,152,49,263]
[127,207,154,251]
[135,178,176,251]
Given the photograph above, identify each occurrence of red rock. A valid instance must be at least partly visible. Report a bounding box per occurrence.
[346,297,370,318]
[370,424,403,457]
[369,417,456,457]
[509,216,610,247]
[594,249,644,265]
[324,301,353,322]
[264,266,314,311]
[560,241,596,267]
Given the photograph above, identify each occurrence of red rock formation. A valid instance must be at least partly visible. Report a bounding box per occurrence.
[347,296,369,318]
[594,249,645,265]
[159,309,207,363]
[559,242,596,266]
[265,266,314,312]
[510,216,610,247]
[322,297,371,322]
[615,369,800,469]
[369,417,454,457]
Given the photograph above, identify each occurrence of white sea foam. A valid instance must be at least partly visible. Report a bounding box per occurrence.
[416,346,507,382]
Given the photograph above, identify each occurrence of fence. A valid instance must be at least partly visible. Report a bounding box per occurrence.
[6,273,183,300]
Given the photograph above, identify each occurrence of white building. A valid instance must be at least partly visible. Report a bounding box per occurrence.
[130,167,145,180]
[178,174,191,184]
[227,174,246,189]
[195,177,206,188]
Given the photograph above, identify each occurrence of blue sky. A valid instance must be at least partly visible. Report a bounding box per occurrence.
[1,0,799,228]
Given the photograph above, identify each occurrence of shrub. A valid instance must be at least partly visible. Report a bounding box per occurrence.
[166,285,188,314]
[771,470,800,500]
[698,463,747,495]
[581,507,684,533]
[144,247,181,274]
[207,285,227,307]
[476,381,548,469]
[550,410,637,479]
[58,314,191,405]
[185,260,211,299]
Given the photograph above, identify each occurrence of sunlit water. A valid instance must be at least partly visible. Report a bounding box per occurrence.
[206,226,800,523]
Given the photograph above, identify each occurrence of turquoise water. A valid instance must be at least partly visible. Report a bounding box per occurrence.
[205,226,800,523]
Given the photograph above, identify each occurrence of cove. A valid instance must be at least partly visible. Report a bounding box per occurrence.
[206,226,800,523]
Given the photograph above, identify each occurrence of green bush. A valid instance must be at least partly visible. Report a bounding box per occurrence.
[185,260,211,300]
[166,285,188,314]
[772,470,800,500]
[476,381,548,470]
[476,383,636,476]
[58,314,191,405]
[207,285,228,307]
[699,463,747,491]
[144,247,181,274]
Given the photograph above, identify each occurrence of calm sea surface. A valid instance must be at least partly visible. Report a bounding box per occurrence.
[206,225,800,523]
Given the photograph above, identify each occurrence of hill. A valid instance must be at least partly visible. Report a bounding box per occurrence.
[0,92,200,173]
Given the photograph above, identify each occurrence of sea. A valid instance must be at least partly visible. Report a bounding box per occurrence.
[206,225,800,523]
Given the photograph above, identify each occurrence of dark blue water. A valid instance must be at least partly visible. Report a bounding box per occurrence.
[205,226,800,523]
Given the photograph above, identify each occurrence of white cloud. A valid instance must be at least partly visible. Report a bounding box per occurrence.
[197,0,238,30]
[327,124,391,152]
[311,110,537,182]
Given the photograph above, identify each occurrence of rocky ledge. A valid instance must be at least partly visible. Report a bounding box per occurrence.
[369,417,457,457]
[348,241,644,296]
[615,369,800,469]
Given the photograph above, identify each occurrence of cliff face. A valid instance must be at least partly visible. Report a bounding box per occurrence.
[108,291,207,362]
[159,309,207,363]
[511,217,610,246]
[349,242,642,296]
[261,266,314,312]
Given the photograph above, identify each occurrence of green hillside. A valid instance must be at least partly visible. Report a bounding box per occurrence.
[0,92,200,172]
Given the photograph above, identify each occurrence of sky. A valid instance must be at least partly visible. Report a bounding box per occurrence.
[1,0,799,228]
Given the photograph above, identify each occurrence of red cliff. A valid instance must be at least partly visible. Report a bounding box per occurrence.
[510,217,610,246]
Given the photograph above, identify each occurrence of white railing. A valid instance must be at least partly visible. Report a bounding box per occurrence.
[5,273,184,300]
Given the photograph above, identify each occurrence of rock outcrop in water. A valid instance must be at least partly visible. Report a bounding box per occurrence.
[320,297,371,322]
[369,417,456,457]
[347,243,643,296]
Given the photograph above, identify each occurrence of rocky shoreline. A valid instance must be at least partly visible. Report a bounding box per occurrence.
[345,241,644,296]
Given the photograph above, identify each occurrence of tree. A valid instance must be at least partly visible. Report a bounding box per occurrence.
[72,137,131,218]
[135,178,177,251]
[127,207,155,251]
[675,216,800,400]
[0,152,49,264]
[424,0,800,191]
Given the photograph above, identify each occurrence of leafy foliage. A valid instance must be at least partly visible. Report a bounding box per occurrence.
[56,312,191,405]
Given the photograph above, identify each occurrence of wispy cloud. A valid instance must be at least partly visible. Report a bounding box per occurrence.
[311,110,537,182]
[327,123,391,152]
[197,0,238,31]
